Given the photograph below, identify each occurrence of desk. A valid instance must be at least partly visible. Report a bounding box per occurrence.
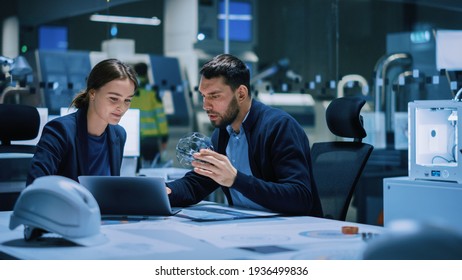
[0,205,384,260]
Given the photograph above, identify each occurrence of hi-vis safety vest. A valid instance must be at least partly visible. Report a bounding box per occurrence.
[130,86,169,138]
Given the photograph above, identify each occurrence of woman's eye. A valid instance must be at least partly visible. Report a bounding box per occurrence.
[110,97,118,102]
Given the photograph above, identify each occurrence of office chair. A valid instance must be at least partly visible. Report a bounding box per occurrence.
[0,104,40,210]
[311,96,373,221]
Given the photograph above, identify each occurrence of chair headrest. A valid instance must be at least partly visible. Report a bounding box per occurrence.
[325,97,367,139]
[0,104,40,143]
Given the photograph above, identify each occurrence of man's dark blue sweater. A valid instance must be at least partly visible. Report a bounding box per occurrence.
[168,99,323,217]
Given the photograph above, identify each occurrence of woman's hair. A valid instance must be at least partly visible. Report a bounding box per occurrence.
[199,54,251,96]
[71,58,138,109]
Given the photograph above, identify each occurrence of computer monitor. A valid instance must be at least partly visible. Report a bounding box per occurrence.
[217,0,253,42]
[436,30,462,71]
[39,26,68,51]
[118,109,140,157]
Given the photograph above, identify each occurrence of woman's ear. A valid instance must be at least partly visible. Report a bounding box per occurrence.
[89,89,96,101]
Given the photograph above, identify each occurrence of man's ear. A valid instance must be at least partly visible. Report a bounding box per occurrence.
[237,85,248,101]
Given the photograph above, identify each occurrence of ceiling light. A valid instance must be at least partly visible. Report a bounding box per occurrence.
[90,14,161,26]
[217,14,252,21]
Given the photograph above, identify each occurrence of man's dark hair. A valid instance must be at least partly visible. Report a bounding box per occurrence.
[200,54,251,96]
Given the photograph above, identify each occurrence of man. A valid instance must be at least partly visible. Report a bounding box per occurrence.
[167,54,322,216]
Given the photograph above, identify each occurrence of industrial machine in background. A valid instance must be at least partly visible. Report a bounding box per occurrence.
[408,99,462,184]
[355,29,462,225]
[0,54,34,104]
[382,92,462,232]
[250,58,316,129]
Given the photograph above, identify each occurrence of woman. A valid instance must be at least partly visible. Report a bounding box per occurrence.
[27,58,138,185]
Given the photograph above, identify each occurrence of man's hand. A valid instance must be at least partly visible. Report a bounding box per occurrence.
[191,149,237,187]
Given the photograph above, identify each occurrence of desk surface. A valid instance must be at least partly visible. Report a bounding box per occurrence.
[0,205,385,260]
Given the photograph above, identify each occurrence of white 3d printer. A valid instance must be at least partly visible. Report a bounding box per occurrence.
[408,99,462,183]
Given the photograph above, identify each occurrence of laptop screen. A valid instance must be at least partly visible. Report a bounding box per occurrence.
[78,176,179,216]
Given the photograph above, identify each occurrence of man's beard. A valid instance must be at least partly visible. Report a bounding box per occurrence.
[209,96,239,129]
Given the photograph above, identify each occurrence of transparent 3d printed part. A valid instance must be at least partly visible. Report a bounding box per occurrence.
[176,132,214,168]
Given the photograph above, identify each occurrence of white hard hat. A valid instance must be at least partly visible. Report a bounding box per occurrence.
[9,175,107,246]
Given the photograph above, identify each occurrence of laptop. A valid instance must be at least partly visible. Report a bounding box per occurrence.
[78,176,180,217]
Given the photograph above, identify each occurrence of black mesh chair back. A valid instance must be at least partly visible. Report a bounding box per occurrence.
[0,104,40,210]
[311,97,374,221]
[0,104,40,153]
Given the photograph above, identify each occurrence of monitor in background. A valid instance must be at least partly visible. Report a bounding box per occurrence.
[217,0,253,42]
[436,30,462,71]
[39,26,68,51]
[60,107,140,157]
[60,107,76,116]
[118,109,140,157]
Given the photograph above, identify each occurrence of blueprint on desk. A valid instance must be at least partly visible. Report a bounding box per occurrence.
[175,204,280,222]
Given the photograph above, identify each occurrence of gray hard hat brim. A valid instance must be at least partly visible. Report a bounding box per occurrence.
[10,213,108,247]
[9,212,23,230]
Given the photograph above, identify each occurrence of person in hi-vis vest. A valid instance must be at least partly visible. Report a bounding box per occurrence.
[131,62,169,169]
